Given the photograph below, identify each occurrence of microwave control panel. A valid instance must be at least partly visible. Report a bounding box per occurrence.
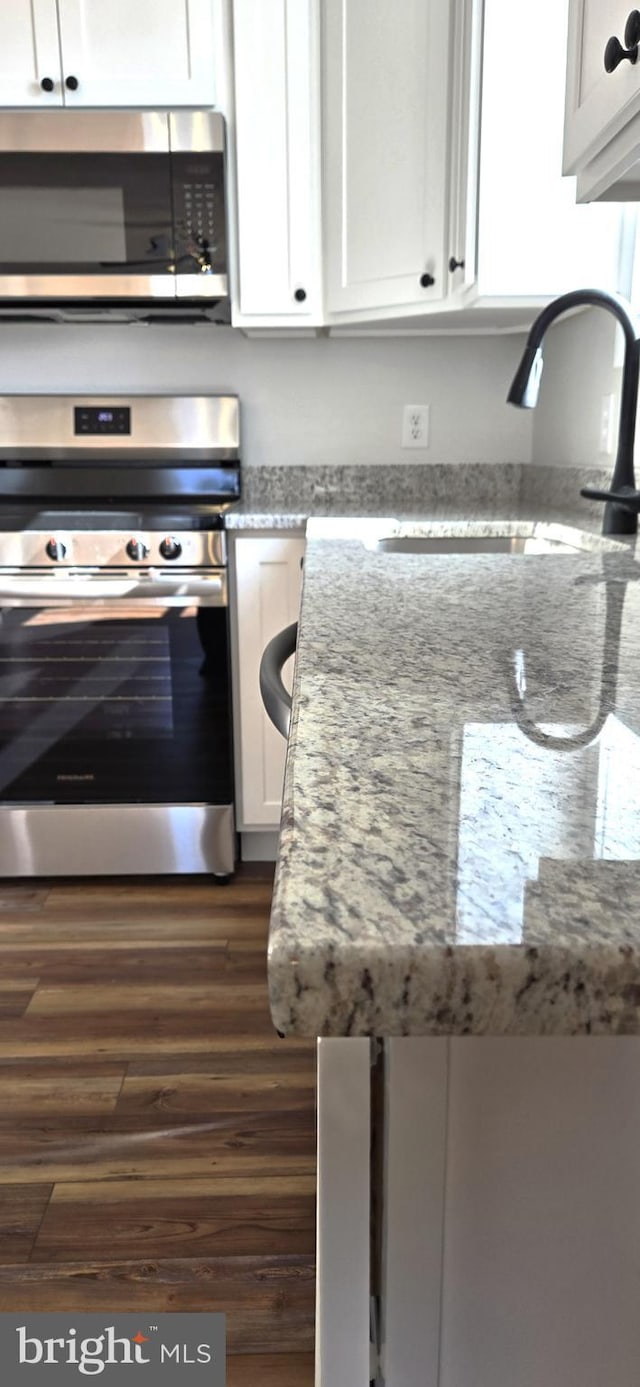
[181,182,216,239]
[172,154,225,266]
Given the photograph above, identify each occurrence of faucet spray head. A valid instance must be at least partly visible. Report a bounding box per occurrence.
[507,344,544,409]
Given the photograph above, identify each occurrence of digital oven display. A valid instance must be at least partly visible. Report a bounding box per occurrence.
[74,406,131,435]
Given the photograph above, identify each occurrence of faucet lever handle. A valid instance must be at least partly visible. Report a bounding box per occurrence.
[581,484,640,511]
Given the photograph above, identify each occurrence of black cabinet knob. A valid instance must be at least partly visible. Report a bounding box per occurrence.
[293,287,307,302]
[65,74,79,90]
[448,256,465,272]
[419,272,435,288]
[625,9,640,45]
[604,12,640,71]
[604,34,637,69]
[40,76,55,92]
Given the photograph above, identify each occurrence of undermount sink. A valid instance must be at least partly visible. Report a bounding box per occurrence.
[375,535,565,555]
[307,518,635,556]
[369,524,632,557]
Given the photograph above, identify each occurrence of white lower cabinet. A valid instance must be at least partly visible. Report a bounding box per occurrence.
[231,533,304,830]
[438,1038,640,1386]
[317,1036,640,1386]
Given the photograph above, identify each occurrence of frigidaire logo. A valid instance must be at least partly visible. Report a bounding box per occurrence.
[2,1314,225,1386]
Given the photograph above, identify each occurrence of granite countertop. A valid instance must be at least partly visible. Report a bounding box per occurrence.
[268,514,640,1038]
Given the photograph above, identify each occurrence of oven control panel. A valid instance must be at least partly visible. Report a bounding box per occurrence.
[0,532,226,569]
[74,406,131,436]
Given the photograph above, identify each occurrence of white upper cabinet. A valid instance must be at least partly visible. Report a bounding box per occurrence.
[0,0,217,109]
[563,0,640,199]
[564,1,640,174]
[58,0,216,108]
[228,0,485,329]
[445,0,483,305]
[0,1,62,107]
[322,0,452,319]
[230,0,619,332]
[231,0,322,326]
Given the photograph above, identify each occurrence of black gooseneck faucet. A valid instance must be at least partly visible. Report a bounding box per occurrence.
[507,288,640,537]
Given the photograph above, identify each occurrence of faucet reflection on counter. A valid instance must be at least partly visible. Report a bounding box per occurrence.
[510,554,632,750]
[507,288,640,538]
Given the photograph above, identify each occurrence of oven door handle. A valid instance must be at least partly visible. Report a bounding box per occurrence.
[0,572,227,606]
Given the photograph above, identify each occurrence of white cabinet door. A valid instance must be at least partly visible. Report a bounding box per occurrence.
[446,0,483,305]
[323,0,451,318]
[365,1038,640,1387]
[439,1038,640,1387]
[0,0,62,107]
[56,0,217,107]
[232,0,321,326]
[564,0,640,173]
[233,535,305,829]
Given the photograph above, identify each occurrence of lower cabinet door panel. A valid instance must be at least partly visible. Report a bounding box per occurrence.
[232,534,304,829]
[437,1037,640,1385]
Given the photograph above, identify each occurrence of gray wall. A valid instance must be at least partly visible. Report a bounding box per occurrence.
[531,309,620,468]
[0,324,532,468]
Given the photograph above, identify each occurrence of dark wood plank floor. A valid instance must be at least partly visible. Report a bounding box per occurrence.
[0,867,316,1386]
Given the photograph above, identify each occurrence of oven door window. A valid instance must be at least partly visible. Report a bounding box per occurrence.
[0,604,232,805]
[0,153,174,275]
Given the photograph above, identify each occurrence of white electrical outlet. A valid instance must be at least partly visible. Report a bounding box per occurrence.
[599,393,615,455]
[402,404,430,449]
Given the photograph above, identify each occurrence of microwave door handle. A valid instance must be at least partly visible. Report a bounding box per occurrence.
[99,253,203,270]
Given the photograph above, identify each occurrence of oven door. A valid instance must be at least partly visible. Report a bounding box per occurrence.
[0,570,235,875]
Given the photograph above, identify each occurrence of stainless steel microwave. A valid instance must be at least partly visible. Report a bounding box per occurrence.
[0,111,228,322]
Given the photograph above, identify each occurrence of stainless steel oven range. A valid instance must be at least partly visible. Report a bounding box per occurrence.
[0,394,240,877]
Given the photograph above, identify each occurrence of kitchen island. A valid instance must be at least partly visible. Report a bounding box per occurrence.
[270,517,640,1037]
[267,516,640,1387]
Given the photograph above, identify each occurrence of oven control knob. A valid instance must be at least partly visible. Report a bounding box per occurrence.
[126,538,150,561]
[159,536,182,561]
[46,538,66,561]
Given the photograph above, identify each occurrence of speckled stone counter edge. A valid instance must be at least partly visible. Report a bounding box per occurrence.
[268,936,640,1037]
